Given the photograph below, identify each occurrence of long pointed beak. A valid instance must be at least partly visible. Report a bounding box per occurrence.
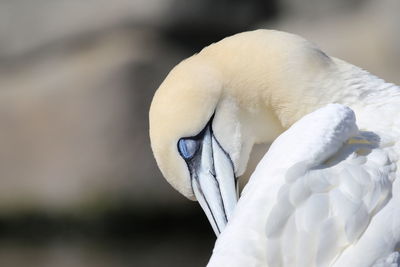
[190,125,238,236]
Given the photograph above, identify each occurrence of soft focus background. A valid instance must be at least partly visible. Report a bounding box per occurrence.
[0,0,399,266]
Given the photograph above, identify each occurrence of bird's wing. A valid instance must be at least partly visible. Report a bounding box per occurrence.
[208,104,399,267]
[265,134,395,267]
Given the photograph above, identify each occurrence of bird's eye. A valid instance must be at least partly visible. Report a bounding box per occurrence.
[178,138,199,159]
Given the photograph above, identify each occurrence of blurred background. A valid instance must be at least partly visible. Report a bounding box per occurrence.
[0,0,399,266]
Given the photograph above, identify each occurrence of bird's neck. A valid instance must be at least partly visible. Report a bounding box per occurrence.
[258,56,400,143]
[201,32,400,143]
[325,58,400,140]
[270,56,400,125]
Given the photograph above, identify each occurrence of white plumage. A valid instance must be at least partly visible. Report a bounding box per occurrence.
[209,104,399,267]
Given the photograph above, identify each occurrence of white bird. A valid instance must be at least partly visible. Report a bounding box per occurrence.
[149,30,400,267]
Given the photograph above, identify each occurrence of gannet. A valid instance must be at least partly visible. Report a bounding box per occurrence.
[149,30,400,267]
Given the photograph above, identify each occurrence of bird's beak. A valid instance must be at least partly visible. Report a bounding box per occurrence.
[188,124,238,236]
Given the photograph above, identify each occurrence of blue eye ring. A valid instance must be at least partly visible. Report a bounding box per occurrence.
[178,138,200,160]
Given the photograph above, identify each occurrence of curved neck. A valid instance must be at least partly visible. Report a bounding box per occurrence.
[201,38,400,144]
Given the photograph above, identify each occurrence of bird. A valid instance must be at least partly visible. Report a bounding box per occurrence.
[149,29,400,267]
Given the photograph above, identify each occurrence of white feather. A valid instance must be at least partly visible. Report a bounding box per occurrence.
[208,104,399,267]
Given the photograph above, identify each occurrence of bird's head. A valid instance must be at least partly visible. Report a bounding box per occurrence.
[149,30,334,235]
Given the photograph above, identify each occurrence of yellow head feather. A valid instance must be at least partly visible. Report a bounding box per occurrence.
[150,29,336,199]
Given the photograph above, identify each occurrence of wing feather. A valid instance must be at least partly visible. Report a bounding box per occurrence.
[265,136,394,267]
[208,104,397,267]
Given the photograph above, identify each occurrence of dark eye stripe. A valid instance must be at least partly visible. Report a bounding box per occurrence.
[178,138,199,159]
